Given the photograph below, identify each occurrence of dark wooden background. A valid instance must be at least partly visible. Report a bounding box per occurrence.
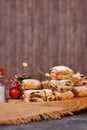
[0,0,87,81]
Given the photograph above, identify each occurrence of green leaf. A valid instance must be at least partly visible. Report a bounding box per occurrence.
[17,75,33,82]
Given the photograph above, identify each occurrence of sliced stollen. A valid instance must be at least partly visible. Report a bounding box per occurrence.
[49,66,74,80]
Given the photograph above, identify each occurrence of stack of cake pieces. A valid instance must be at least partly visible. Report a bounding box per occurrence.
[72,72,87,97]
[21,66,87,102]
[42,66,74,101]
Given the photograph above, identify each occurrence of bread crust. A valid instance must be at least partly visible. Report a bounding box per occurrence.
[50,66,74,79]
[22,89,55,102]
[73,86,87,97]
[53,90,74,100]
[21,79,42,90]
[72,73,87,86]
[22,89,74,102]
[42,79,74,92]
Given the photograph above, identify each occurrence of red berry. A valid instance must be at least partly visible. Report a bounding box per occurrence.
[9,87,21,99]
[16,83,21,87]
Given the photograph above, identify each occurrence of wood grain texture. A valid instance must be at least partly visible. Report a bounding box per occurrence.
[0,0,87,83]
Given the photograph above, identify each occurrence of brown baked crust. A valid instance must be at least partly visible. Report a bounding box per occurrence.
[49,66,74,80]
[72,72,87,86]
[22,89,56,102]
[42,79,74,92]
[43,89,56,101]
[22,89,74,102]
[22,90,46,102]
[73,86,87,97]
[53,90,74,100]
[21,79,42,90]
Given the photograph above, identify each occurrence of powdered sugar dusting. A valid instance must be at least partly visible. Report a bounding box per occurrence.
[22,79,41,85]
[44,89,52,93]
[23,90,40,94]
[75,86,87,91]
[51,79,71,83]
[51,66,73,72]
[73,73,84,78]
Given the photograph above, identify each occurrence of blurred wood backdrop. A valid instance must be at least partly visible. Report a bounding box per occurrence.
[0,0,87,81]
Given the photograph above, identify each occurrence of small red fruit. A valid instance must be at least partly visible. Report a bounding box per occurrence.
[9,87,21,99]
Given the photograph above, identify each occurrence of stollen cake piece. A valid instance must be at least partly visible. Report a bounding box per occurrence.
[22,89,56,102]
[73,86,87,97]
[22,89,46,102]
[72,72,87,86]
[42,79,74,92]
[53,90,74,100]
[49,66,74,80]
[21,79,42,90]
[22,89,74,102]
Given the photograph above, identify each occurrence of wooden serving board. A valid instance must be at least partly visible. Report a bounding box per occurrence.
[0,97,87,125]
